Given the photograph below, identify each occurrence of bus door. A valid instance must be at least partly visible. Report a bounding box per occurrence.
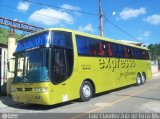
[51,49,69,102]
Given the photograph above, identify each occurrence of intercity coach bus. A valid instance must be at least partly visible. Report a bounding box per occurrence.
[11,28,152,105]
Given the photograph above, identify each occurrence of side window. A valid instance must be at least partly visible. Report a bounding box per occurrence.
[124,47,128,58]
[133,48,141,59]
[142,50,150,60]
[119,45,124,58]
[98,41,105,56]
[52,31,73,49]
[124,46,133,59]
[112,43,122,58]
[107,43,113,57]
[145,50,150,60]
[146,50,150,60]
[111,44,116,57]
[90,39,98,56]
[76,35,90,56]
[111,44,116,58]
[76,35,114,57]
[103,42,110,57]
[126,47,133,59]
[76,35,99,56]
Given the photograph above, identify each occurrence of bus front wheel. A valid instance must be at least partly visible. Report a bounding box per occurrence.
[80,81,93,102]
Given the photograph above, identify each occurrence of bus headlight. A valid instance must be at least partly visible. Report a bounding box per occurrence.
[11,88,17,92]
[33,87,48,92]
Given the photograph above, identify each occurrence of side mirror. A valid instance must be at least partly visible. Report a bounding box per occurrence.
[7,58,15,73]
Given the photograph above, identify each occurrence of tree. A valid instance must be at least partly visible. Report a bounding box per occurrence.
[148,43,160,61]
[0,28,23,45]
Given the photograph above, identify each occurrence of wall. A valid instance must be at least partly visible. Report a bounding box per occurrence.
[151,61,159,73]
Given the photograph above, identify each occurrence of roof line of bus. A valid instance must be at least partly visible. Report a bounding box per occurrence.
[18,28,148,50]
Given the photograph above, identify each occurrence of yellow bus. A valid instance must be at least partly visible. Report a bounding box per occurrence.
[11,28,152,105]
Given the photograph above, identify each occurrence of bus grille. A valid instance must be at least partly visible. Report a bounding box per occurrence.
[16,88,32,91]
[25,88,32,91]
[17,88,22,91]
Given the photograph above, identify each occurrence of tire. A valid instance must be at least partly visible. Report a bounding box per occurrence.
[80,81,93,102]
[141,73,146,84]
[136,74,142,86]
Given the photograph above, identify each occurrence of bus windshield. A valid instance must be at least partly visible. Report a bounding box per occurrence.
[14,48,49,83]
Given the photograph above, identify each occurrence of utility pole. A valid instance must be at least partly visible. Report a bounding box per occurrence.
[99,0,103,36]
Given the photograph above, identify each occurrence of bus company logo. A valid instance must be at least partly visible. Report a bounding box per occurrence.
[1,113,18,119]
[2,113,8,119]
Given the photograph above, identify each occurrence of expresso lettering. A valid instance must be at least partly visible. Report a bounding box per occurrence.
[99,58,136,72]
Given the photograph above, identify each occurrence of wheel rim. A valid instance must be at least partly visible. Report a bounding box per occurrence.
[142,75,145,83]
[82,85,91,98]
[137,75,141,85]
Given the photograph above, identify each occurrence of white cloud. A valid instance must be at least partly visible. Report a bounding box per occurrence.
[119,7,146,20]
[61,4,81,16]
[17,1,30,11]
[61,4,81,11]
[29,8,74,26]
[144,14,160,25]
[143,31,151,37]
[137,31,151,41]
[78,24,95,33]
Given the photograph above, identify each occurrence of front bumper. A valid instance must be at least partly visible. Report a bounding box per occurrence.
[11,92,54,105]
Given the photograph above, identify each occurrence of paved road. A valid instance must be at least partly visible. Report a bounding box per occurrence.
[0,76,160,119]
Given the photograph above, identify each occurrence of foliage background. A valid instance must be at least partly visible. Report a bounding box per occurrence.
[0,28,23,44]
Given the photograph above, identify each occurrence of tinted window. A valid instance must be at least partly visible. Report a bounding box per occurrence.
[76,35,99,56]
[142,50,150,60]
[127,47,133,59]
[119,45,124,58]
[52,31,73,49]
[76,35,149,60]
[51,49,66,84]
[76,35,114,57]
[16,32,49,52]
[98,41,105,56]
[111,44,119,57]
[133,48,141,59]
[107,43,113,57]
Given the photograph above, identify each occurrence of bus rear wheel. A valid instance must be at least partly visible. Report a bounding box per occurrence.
[80,81,93,102]
[136,73,141,86]
[141,73,146,84]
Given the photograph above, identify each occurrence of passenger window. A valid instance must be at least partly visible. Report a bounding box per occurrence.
[119,45,124,58]
[52,32,73,49]
[98,42,105,56]
[124,47,128,58]
[133,48,141,59]
[107,43,113,57]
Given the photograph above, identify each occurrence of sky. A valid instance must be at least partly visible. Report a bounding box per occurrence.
[0,0,160,44]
